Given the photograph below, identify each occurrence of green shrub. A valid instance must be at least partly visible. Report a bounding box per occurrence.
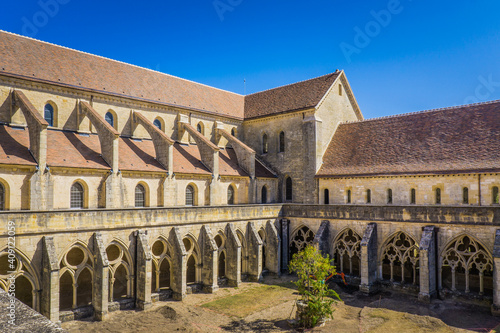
[288,245,341,328]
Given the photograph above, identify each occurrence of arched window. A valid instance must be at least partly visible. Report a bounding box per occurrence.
[196,123,203,135]
[0,183,4,211]
[493,186,499,205]
[227,185,235,205]
[387,189,393,204]
[262,133,268,154]
[410,188,416,204]
[285,177,292,201]
[346,189,351,204]
[366,189,371,204]
[261,186,267,203]
[339,84,343,96]
[153,119,162,130]
[231,128,236,136]
[279,131,285,153]
[135,184,146,207]
[463,187,469,204]
[105,112,114,128]
[44,103,54,127]
[70,182,84,209]
[435,188,441,204]
[324,189,329,205]
[185,185,195,206]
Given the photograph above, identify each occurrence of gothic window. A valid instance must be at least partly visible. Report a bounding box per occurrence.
[435,188,441,204]
[105,112,114,128]
[185,185,195,206]
[231,128,236,137]
[285,177,292,201]
[0,250,39,309]
[183,237,199,284]
[346,189,351,204]
[151,239,172,293]
[290,226,315,258]
[463,187,469,204]
[366,189,371,204]
[227,185,235,205]
[106,242,132,301]
[59,244,93,310]
[381,232,419,285]
[261,186,267,203]
[279,131,285,153]
[44,103,54,126]
[324,189,330,205]
[153,119,162,130]
[135,184,146,207]
[441,235,493,295]
[186,255,196,284]
[70,182,84,209]
[333,229,361,276]
[410,188,416,204]
[0,183,4,211]
[196,122,203,135]
[262,133,268,154]
[387,189,393,204]
[493,186,499,205]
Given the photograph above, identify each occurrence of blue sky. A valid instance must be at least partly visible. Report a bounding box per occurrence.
[1,0,500,119]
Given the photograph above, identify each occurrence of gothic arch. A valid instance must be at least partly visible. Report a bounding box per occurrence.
[332,228,362,276]
[0,178,10,210]
[236,229,246,274]
[440,234,493,295]
[290,225,315,258]
[106,239,133,301]
[182,233,200,284]
[380,231,419,285]
[150,236,173,293]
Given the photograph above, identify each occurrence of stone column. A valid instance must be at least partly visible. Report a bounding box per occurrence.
[492,229,500,316]
[200,225,218,293]
[225,223,242,287]
[169,228,187,300]
[247,222,263,282]
[418,226,437,303]
[265,220,281,276]
[41,236,60,324]
[360,223,378,294]
[312,220,330,256]
[280,219,289,273]
[91,232,109,320]
[135,230,152,310]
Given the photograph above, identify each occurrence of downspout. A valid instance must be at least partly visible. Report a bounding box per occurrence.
[478,174,482,206]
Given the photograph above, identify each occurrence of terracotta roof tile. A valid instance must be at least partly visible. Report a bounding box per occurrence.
[244,72,340,119]
[0,31,245,118]
[119,138,165,172]
[0,125,36,166]
[317,101,500,177]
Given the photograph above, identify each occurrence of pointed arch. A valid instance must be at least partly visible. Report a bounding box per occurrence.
[380,231,419,285]
[106,239,133,301]
[182,233,200,285]
[227,184,236,205]
[290,225,315,258]
[150,236,173,293]
[332,228,362,276]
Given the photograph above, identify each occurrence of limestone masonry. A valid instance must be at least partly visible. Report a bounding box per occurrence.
[0,30,498,324]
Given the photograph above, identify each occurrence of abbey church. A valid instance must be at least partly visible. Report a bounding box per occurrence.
[0,30,499,323]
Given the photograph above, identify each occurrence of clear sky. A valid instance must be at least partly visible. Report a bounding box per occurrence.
[1,0,500,119]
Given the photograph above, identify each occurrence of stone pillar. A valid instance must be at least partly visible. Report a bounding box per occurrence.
[247,222,263,282]
[280,219,290,273]
[360,223,378,294]
[492,229,500,316]
[312,220,330,256]
[418,226,437,303]
[265,220,281,275]
[91,232,109,320]
[200,225,218,293]
[41,236,60,324]
[135,230,152,310]
[225,223,242,287]
[169,228,187,300]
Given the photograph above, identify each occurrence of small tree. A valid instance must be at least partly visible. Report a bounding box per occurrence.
[289,245,340,328]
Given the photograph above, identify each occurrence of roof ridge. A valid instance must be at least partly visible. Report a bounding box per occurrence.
[339,99,500,125]
[246,70,340,97]
[0,30,244,97]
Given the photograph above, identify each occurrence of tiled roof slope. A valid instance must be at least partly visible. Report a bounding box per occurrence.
[0,31,245,118]
[317,101,500,177]
[244,72,340,119]
[0,126,36,166]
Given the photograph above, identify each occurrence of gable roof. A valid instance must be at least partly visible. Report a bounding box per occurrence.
[244,72,341,119]
[0,31,245,118]
[317,101,500,177]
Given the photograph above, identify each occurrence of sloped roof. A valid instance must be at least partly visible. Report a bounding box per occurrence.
[244,72,340,119]
[0,125,36,166]
[317,101,500,177]
[0,31,245,118]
